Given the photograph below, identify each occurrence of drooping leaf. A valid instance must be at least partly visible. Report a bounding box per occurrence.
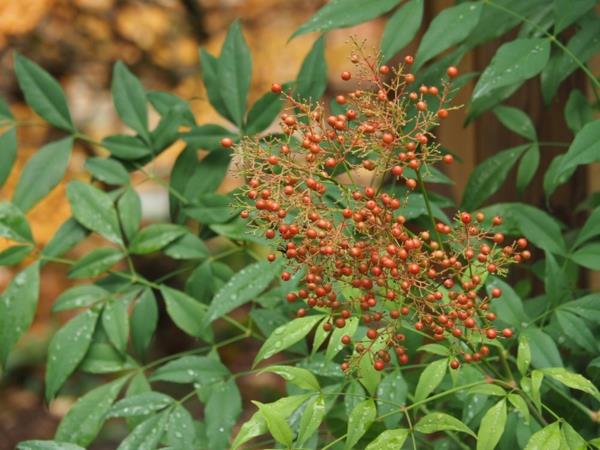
[217,21,252,128]
[160,286,212,341]
[128,224,187,255]
[55,377,127,446]
[471,38,550,116]
[0,263,40,367]
[415,412,476,437]
[13,137,73,213]
[67,181,123,245]
[254,315,325,365]
[476,398,507,450]
[461,145,528,210]
[507,393,530,424]
[493,105,537,141]
[345,399,377,450]
[150,355,228,385]
[381,0,423,62]
[414,2,482,70]
[365,428,410,450]
[108,392,174,417]
[295,35,328,103]
[291,0,401,39]
[85,157,129,185]
[414,358,448,402]
[166,404,196,449]
[68,247,124,279]
[377,370,408,428]
[14,53,74,132]
[541,368,600,401]
[116,410,168,450]
[79,343,133,374]
[45,309,99,401]
[0,127,17,188]
[204,259,283,324]
[544,120,600,197]
[522,327,563,369]
[131,288,158,359]
[510,203,567,255]
[205,379,243,449]
[260,365,320,391]
[101,135,151,160]
[252,400,294,447]
[111,61,149,141]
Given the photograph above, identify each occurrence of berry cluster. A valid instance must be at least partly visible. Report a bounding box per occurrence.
[229,46,530,372]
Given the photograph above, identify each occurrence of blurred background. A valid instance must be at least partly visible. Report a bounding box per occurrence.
[0,0,598,448]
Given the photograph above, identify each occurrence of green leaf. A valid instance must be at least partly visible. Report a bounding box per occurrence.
[569,243,600,270]
[574,205,600,248]
[467,384,506,396]
[67,181,123,245]
[560,421,587,450]
[0,127,17,188]
[204,259,283,324]
[117,186,141,242]
[555,309,597,352]
[68,247,123,279]
[381,0,423,62]
[199,50,232,123]
[326,316,359,360]
[147,91,194,123]
[461,145,528,210]
[493,105,537,141]
[52,285,108,313]
[102,135,151,160]
[14,53,74,132]
[365,428,410,450]
[561,293,600,323]
[112,61,149,141]
[163,232,209,260]
[564,89,594,133]
[291,0,401,39]
[186,259,233,300]
[182,124,236,151]
[486,277,528,329]
[185,193,236,224]
[85,157,129,185]
[510,203,567,255]
[45,309,99,401]
[205,379,242,449]
[507,393,530,424]
[516,144,540,193]
[517,334,531,376]
[260,365,320,391]
[254,315,325,365]
[295,35,327,103]
[102,298,129,353]
[297,395,326,446]
[128,224,186,254]
[0,245,32,266]
[471,39,550,115]
[131,288,158,359]
[160,286,212,341]
[522,327,563,369]
[150,354,228,384]
[42,218,89,261]
[108,392,174,417]
[542,15,600,103]
[414,2,482,70]
[345,399,376,450]
[245,89,285,135]
[554,0,596,33]
[13,137,73,213]
[253,400,293,447]
[0,263,40,367]
[541,368,600,400]
[414,358,448,402]
[415,412,476,437]
[218,21,252,128]
[544,120,600,197]
[55,377,127,446]
[0,97,12,120]
[477,398,507,450]
[166,404,196,449]
[79,343,133,374]
[17,441,85,450]
[116,410,168,450]
[524,421,561,450]
[418,343,450,356]
[0,202,33,243]
[377,370,407,428]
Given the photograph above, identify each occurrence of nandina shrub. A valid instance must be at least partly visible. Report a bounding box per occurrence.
[0,2,599,450]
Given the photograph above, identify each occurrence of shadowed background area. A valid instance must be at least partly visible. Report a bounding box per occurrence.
[0,0,598,448]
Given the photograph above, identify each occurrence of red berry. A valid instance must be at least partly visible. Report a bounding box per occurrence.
[367,328,378,340]
[391,165,403,176]
[341,335,351,345]
[374,360,385,371]
[486,329,497,339]
[447,66,459,78]
[442,154,454,164]
[502,328,513,338]
[341,71,352,81]
[220,137,233,148]
[379,65,390,74]
[461,212,472,224]
[404,55,414,65]
[271,83,282,94]
[437,109,448,119]
[450,360,460,370]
